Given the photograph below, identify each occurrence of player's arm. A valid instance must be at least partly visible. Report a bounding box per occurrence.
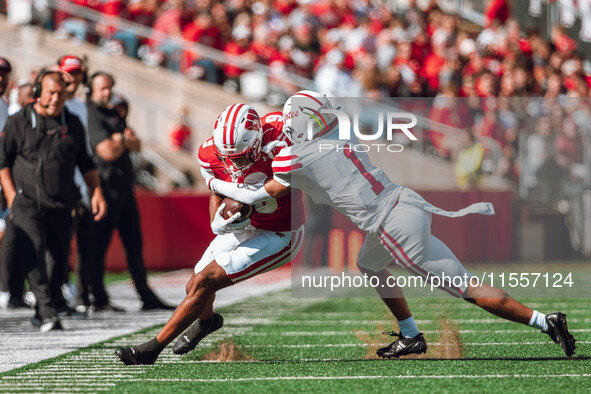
[197,148,283,203]
[264,178,290,198]
[209,177,289,204]
[208,142,294,203]
[201,167,224,223]
[209,193,223,223]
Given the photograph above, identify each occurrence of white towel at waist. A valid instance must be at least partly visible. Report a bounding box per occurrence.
[398,188,495,218]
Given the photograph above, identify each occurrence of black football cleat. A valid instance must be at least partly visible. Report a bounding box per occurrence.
[173,313,224,355]
[544,312,576,357]
[115,347,158,365]
[377,332,428,358]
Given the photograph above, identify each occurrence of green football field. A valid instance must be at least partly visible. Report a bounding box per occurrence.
[1,290,590,393]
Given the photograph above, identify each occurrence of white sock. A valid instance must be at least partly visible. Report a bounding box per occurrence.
[528,310,548,331]
[398,316,420,338]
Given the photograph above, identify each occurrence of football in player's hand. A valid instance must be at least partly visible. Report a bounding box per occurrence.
[221,198,253,222]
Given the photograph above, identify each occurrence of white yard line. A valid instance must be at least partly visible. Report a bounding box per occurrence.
[138,373,591,381]
[4,374,589,385]
[272,328,591,336]
[3,339,586,365]
[3,373,591,386]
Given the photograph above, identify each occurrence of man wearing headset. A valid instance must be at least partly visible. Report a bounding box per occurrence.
[86,71,174,312]
[0,69,107,331]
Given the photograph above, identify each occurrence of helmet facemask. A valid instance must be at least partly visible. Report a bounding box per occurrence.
[216,138,261,172]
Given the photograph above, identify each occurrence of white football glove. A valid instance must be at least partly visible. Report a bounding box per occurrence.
[262,140,288,158]
[210,203,252,235]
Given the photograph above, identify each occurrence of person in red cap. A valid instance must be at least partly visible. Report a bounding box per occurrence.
[58,55,88,130]
[0,57,11,131]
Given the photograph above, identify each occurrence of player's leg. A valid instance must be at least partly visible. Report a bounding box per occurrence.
[115,233,239,364]
[357,233,426,358]
[166,232,242,356]
[428,235,576,356]
[115,261,232,365]
[360,268,412,320]
[199,293,215,320]
[170,290,222,356]
[115,228,304,365]
[172,226,304,355]
[383,201,576,357]
[156,264,230,346]
[422,234,532,323]
[357,233,413,321]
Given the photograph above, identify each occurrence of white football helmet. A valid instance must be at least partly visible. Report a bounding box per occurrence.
[282,90,337,143]
[213,104,263,171]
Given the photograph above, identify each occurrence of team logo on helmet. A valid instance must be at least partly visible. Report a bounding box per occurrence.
[213,104,263,174]
[282,90,337,144]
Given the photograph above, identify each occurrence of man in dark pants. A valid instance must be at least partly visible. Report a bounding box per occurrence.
[0,70,107,331]
[0,56,29,310]
[86,71,173,312]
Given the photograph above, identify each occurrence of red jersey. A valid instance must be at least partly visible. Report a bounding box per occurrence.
[198,112,304,232]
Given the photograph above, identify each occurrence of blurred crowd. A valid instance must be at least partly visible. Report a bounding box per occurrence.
[7,0,589,96]
[448,96,590,202]
[1,0,590,194]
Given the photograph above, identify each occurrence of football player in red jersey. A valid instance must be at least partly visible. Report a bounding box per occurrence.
[115,104,305,365]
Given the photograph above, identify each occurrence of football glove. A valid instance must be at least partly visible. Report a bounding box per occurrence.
[210,203,251,235]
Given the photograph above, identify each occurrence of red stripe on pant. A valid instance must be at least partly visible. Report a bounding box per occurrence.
[228,243,292,282]
[379,226,462,297]
[232,248,292,283]
[232,229,304,283]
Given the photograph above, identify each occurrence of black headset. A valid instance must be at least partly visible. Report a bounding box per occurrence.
[0,57,11,73]
[56,55,88,84]
[85,71,116,98]
[32,68,67,99]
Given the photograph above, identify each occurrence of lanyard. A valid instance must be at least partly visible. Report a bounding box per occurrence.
[30,109,66,133]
